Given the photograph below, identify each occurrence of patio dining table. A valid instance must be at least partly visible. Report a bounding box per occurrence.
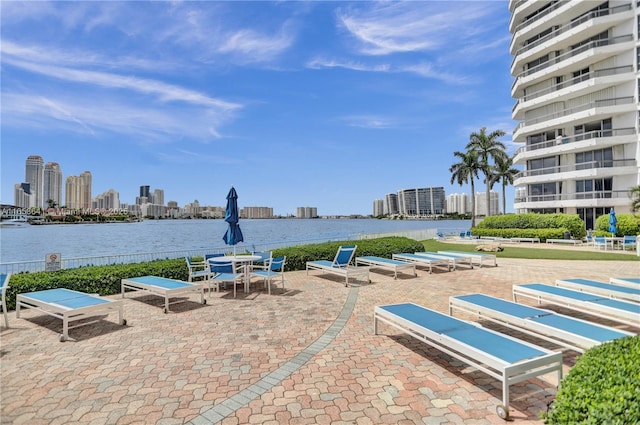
[208,255,261,294]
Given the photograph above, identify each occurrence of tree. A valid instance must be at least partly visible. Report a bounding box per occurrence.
[490,155,520,214]
[466,127,507,217]
[449,150,481,227]
[631,186,640,213]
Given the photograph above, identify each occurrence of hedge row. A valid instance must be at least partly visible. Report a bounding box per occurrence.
[469,228,567,240]
[4,237,423,310]
[270,236,424,271]
[594,213,640,237]
[473,213,586,240]
[544,335,640,424]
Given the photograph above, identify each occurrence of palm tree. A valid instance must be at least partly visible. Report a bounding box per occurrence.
[490,155,520,214]
[631,185,640,213]
[466,127,507,217]
[449,150,481,227]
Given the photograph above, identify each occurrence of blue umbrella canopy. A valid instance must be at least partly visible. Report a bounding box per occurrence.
[608,207,617,236]
[222,187,244,247]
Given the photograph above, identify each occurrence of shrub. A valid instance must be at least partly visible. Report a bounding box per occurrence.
[5,258,187,311]
[473,213,585,241]
[4,237,423,310]
[543,335,640,424]
[272,236,424,271]
[594,213,640,237]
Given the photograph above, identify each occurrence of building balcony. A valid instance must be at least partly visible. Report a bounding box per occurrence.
[511,34,634,95]
[512,96,635,140]
[511,4,632,62]
[514,189,631,209]
[513,128,636,163]
[510,0,571,35]
[512,65,633,117]
[514,159,637,185]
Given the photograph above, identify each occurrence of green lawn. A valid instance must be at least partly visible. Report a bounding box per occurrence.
[421,240,640,261]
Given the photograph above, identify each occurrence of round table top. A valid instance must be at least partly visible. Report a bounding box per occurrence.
[208,255,261,263]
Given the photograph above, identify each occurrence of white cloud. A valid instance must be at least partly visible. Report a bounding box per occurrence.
[341,115,396,129]
[336,2,504,56]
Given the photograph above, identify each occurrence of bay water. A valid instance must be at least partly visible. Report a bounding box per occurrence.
[0,218,470,264]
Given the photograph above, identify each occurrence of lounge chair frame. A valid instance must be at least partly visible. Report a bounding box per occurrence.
[374,302,562,420]
[555,278,640,303]
[306,245,370,286]
[392,253,451,273]
[415,252,473,270]
[16,288,126,341]
[1,273,10,328]
[121,275,206,313]
[609,277,640,289]
[437,250,498,268]
[513,283,640,327]
[355,256,416,279]
[449,293,633,353]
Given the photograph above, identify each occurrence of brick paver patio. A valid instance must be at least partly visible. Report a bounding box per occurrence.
[1,253,638,424]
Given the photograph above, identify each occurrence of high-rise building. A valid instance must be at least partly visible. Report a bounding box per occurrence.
[396,187,446,217]
[446,193,471,215]
[93,189,120,210]
[241,206,274,218]
[372,199,385,216]
[296,207,318,218]
[25,155,44,209]
[65,171,92,209]
[509,0,639,230]
[152,189,164,206]
[385,193,399,216]
[14,183,31,209]
[43,162,63,208]
[474,191,500,217]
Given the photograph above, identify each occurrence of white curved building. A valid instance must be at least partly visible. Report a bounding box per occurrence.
[509,0,639,229]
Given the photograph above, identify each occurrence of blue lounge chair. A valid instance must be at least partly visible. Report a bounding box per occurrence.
[121,275,206,313]
[513,283,640,327]
[16,288,126,341]
[306,245,370,286]
[250,256,286,294]
[554,278,640,303]
[355,256,416,279]
[609,277,640,288]
[438,250,498,267]
[392,253,451,273]
[374,302,563,420]
[450,293,633,353]
[415,251,473,270]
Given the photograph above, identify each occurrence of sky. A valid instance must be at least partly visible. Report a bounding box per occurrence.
[1,0,518,216]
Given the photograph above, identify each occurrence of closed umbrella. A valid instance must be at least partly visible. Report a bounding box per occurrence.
[608,207,617,236]
[222,187,244,254]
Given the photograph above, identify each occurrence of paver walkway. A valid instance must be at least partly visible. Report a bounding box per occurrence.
[1,257,638,424]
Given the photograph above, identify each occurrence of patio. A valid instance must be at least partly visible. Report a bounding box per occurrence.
[1,257,638,424]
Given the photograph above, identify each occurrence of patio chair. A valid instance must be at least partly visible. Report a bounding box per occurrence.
[593,236,608,250]
[251,256,286,294]
[622,235,637,251]
[251,251,272,267]
[185,256,210,282]
[306,245,370,286]
[207,258,245,298]
[1,273,10,328]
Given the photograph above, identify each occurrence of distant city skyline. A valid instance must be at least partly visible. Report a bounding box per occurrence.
[1,2,517,215]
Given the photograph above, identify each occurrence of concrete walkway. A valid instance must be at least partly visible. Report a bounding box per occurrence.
[1,256,638,424]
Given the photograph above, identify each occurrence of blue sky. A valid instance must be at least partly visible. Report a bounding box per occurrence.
[1,1,517,216]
